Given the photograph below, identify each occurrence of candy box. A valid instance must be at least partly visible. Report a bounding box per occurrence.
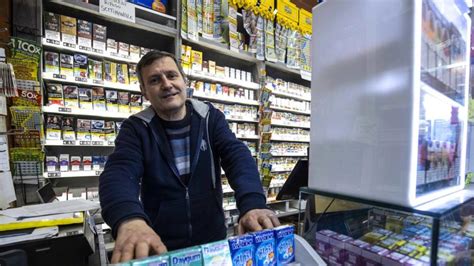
[274,225,295,266]
[228,234,254,266]
[252,229,276,266]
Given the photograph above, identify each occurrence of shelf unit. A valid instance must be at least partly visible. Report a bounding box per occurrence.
[270,106,311,115]
[42,106,132,119]
[44,139,115,147]
[192,91,259,106]
[271,136,310,143]
[42,72,141,92]
[187,71,259,90]
[271,121,310,129]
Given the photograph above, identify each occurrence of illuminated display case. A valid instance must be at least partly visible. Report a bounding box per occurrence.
[309,0,471,207]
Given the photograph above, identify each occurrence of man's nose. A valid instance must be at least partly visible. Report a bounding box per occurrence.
[162,76,172,88]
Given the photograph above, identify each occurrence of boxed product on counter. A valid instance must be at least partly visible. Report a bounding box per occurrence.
[345,239,370,266]
[328,233,353,265]
[228,234,254,266]
[361,245,390,265]
[274,225,295,265]
[201,240,232,266]
[252,229,276,266]
[168,246,203,266]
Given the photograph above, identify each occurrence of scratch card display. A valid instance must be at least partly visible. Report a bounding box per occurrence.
[105,90,118,112]
[60,53,74,76]
[63,85,79,108]
[47,83,64,106]
[130,93,142,113]
[93,24,107,52]
[76,119,91,141]
[60,15,77,45]
[92,87,106,111]
[46,114,62,140]
[62,116,75,140]
[44,51,60,74]
[77,19,92,49]
[91,120,105,141]
[44,12,60,43]
[79,88,92,110]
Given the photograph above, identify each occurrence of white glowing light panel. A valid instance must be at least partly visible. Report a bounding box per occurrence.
[309,0,471,207]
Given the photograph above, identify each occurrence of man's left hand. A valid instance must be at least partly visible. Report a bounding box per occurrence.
[238,209,281,234]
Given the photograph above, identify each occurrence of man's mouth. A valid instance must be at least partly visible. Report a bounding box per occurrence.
[162,92,179,99]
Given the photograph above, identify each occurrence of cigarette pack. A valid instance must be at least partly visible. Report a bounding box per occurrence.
[92,87,106,111]
[118,91,130,113]
[105,90,118,112]
[60,15,77,45]
[46,83,64,106]
[77,19,92,49]
[63,85,79,108]
[44,12,60,43]
[92,24,107,52]
[79,88,93,110]
[46,114,62,140]
[44,51,60,74]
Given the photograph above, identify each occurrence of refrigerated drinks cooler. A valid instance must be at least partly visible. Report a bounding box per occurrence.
[309,0,471,207]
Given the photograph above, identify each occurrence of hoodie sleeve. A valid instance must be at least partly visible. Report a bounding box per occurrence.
[211,108,267,216]
[99,118,151,238]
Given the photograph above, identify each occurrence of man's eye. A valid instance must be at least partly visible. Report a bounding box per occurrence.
[150,77,160,84]
[167,73,178,79]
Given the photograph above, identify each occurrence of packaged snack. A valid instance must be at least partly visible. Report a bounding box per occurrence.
[228,234,254,266]
[274,225,295,265]
[200,240,232,265]
[169,246,202,266]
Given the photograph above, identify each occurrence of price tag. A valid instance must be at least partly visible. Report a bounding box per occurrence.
[53,74,66,79]
[58,107,72,112]
[63,42,77,49]
[48,172,61,178]
[75,77,88,82]
[107,141,115,146]
[93,79,104,85]
[46,39,60,45]
[63,140,75,145]
[110,52,120,58]
[92,141,104,146]
[95,171,103,176]
[92,48,104,54]
[79,46,92,52]
[79,141,91,145]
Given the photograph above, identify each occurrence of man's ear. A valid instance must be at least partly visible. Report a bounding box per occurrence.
[140,86,148,100]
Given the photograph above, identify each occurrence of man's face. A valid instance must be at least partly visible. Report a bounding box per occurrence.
[140,57,187,118]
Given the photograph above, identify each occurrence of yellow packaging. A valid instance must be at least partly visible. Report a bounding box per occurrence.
[116,63,129,84]
[191,50,203,71]
[208,60,216,75]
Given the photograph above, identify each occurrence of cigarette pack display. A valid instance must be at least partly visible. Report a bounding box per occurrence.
[83,156,92,171]
[105,90,118,112]
[104,121,116,142]
[77,19,92,49]
[92,156,101,170]
[191,50,203,71]
[215,66,225,77]
[92,87,106,111]
[61,116,75,140]
[202,61,209,73]
[140,47,151,57]
[46,83,64,106]
[91,120,105,141]
[118,42,130,57]
[181,45,191,71]
[46,156,58,172]
[59,154,69,172]
[73,54,88,78]
[60,15,77,45]
[128,64,138,85]
[88,59,103,80]
[44,12,60,42]
[63,85,79,108]
[78,88,92,110]
[70,156,81,171]
[129,45,140,60]
[208,60,216,75]
[92,24,107,52]
[107,39,118,54]
[118,91,130,113]
[45,51,60,74]
[103,61,117,83]
[59,53,74,76]
[46,114,62,140]
[116,63,129,84]
[76,119,91,141]
[130,94,142,113]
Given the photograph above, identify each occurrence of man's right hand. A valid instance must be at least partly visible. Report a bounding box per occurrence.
[111,218,168,263]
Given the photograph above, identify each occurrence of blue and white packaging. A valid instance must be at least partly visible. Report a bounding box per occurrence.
[274,225,295,265]
[169,246,202,266]
[252,229,276,266]
[228,234,254,266]
[130,254,169,265]
[201,240,232,265]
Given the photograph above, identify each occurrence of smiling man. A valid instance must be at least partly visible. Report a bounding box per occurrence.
[99,50,280,263]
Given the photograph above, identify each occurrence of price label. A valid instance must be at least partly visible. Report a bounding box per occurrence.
[92,141,104,146]
[92,48,104,54]
[63,42,76,49]
[93,79,104,85]
[53,74,66,79]
[48,172,61,178]
[110,52,120,58]
[75,77,88,82]
[107,141,115,146]
[79,141,91,145]
[46,39,60,45]
[58,107,72,112]
[79,46,92,52]
[63,140,75,145]
[95,171,103,176]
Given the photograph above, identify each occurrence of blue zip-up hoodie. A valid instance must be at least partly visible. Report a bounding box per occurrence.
[99,99,267,250]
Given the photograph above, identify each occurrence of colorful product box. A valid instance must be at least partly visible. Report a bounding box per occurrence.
[107,38,118,54]
[129,64,139,85]
[77,19,92,49]
[345,239,370,266]
[228,234,254,266]
[70,156,81,171]
[59,154,69,172]
[44,12,60,43]
[118,42,130,57]
[274,225,295,266]
[60,53,74,76]
[63,85,79,108]
[92,87,106,111]
[61,116,75,140]
[116,63,129,84]
[60,15,77,45]
[191,50,203,72]
[381,251,410,266]
[103,61,117,83]
[46,156,58,172]
[328,233,353,264]
[46,114,62,140]
[46,83,64,106]
[74,54,88,78]
[252,229,276,266]
[105,90,118,112]
[88,59,103,80]
[130,45,140,60]
[91,120,105,141]
[201,240,232,266]
[130,94,142,113]
[361,245,389,266]
[77,119,91,141]
[83,156,92,171]
[169,246,202,266]
[45,51,60,74]
[118,91,130,113]
[79,88,93,110]
[104,121,116,142]
[130,254,169,266]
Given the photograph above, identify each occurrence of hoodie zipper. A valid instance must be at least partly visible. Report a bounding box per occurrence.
[185,187,192,245]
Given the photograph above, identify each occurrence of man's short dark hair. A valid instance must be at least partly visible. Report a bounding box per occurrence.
[136,50,187,87]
